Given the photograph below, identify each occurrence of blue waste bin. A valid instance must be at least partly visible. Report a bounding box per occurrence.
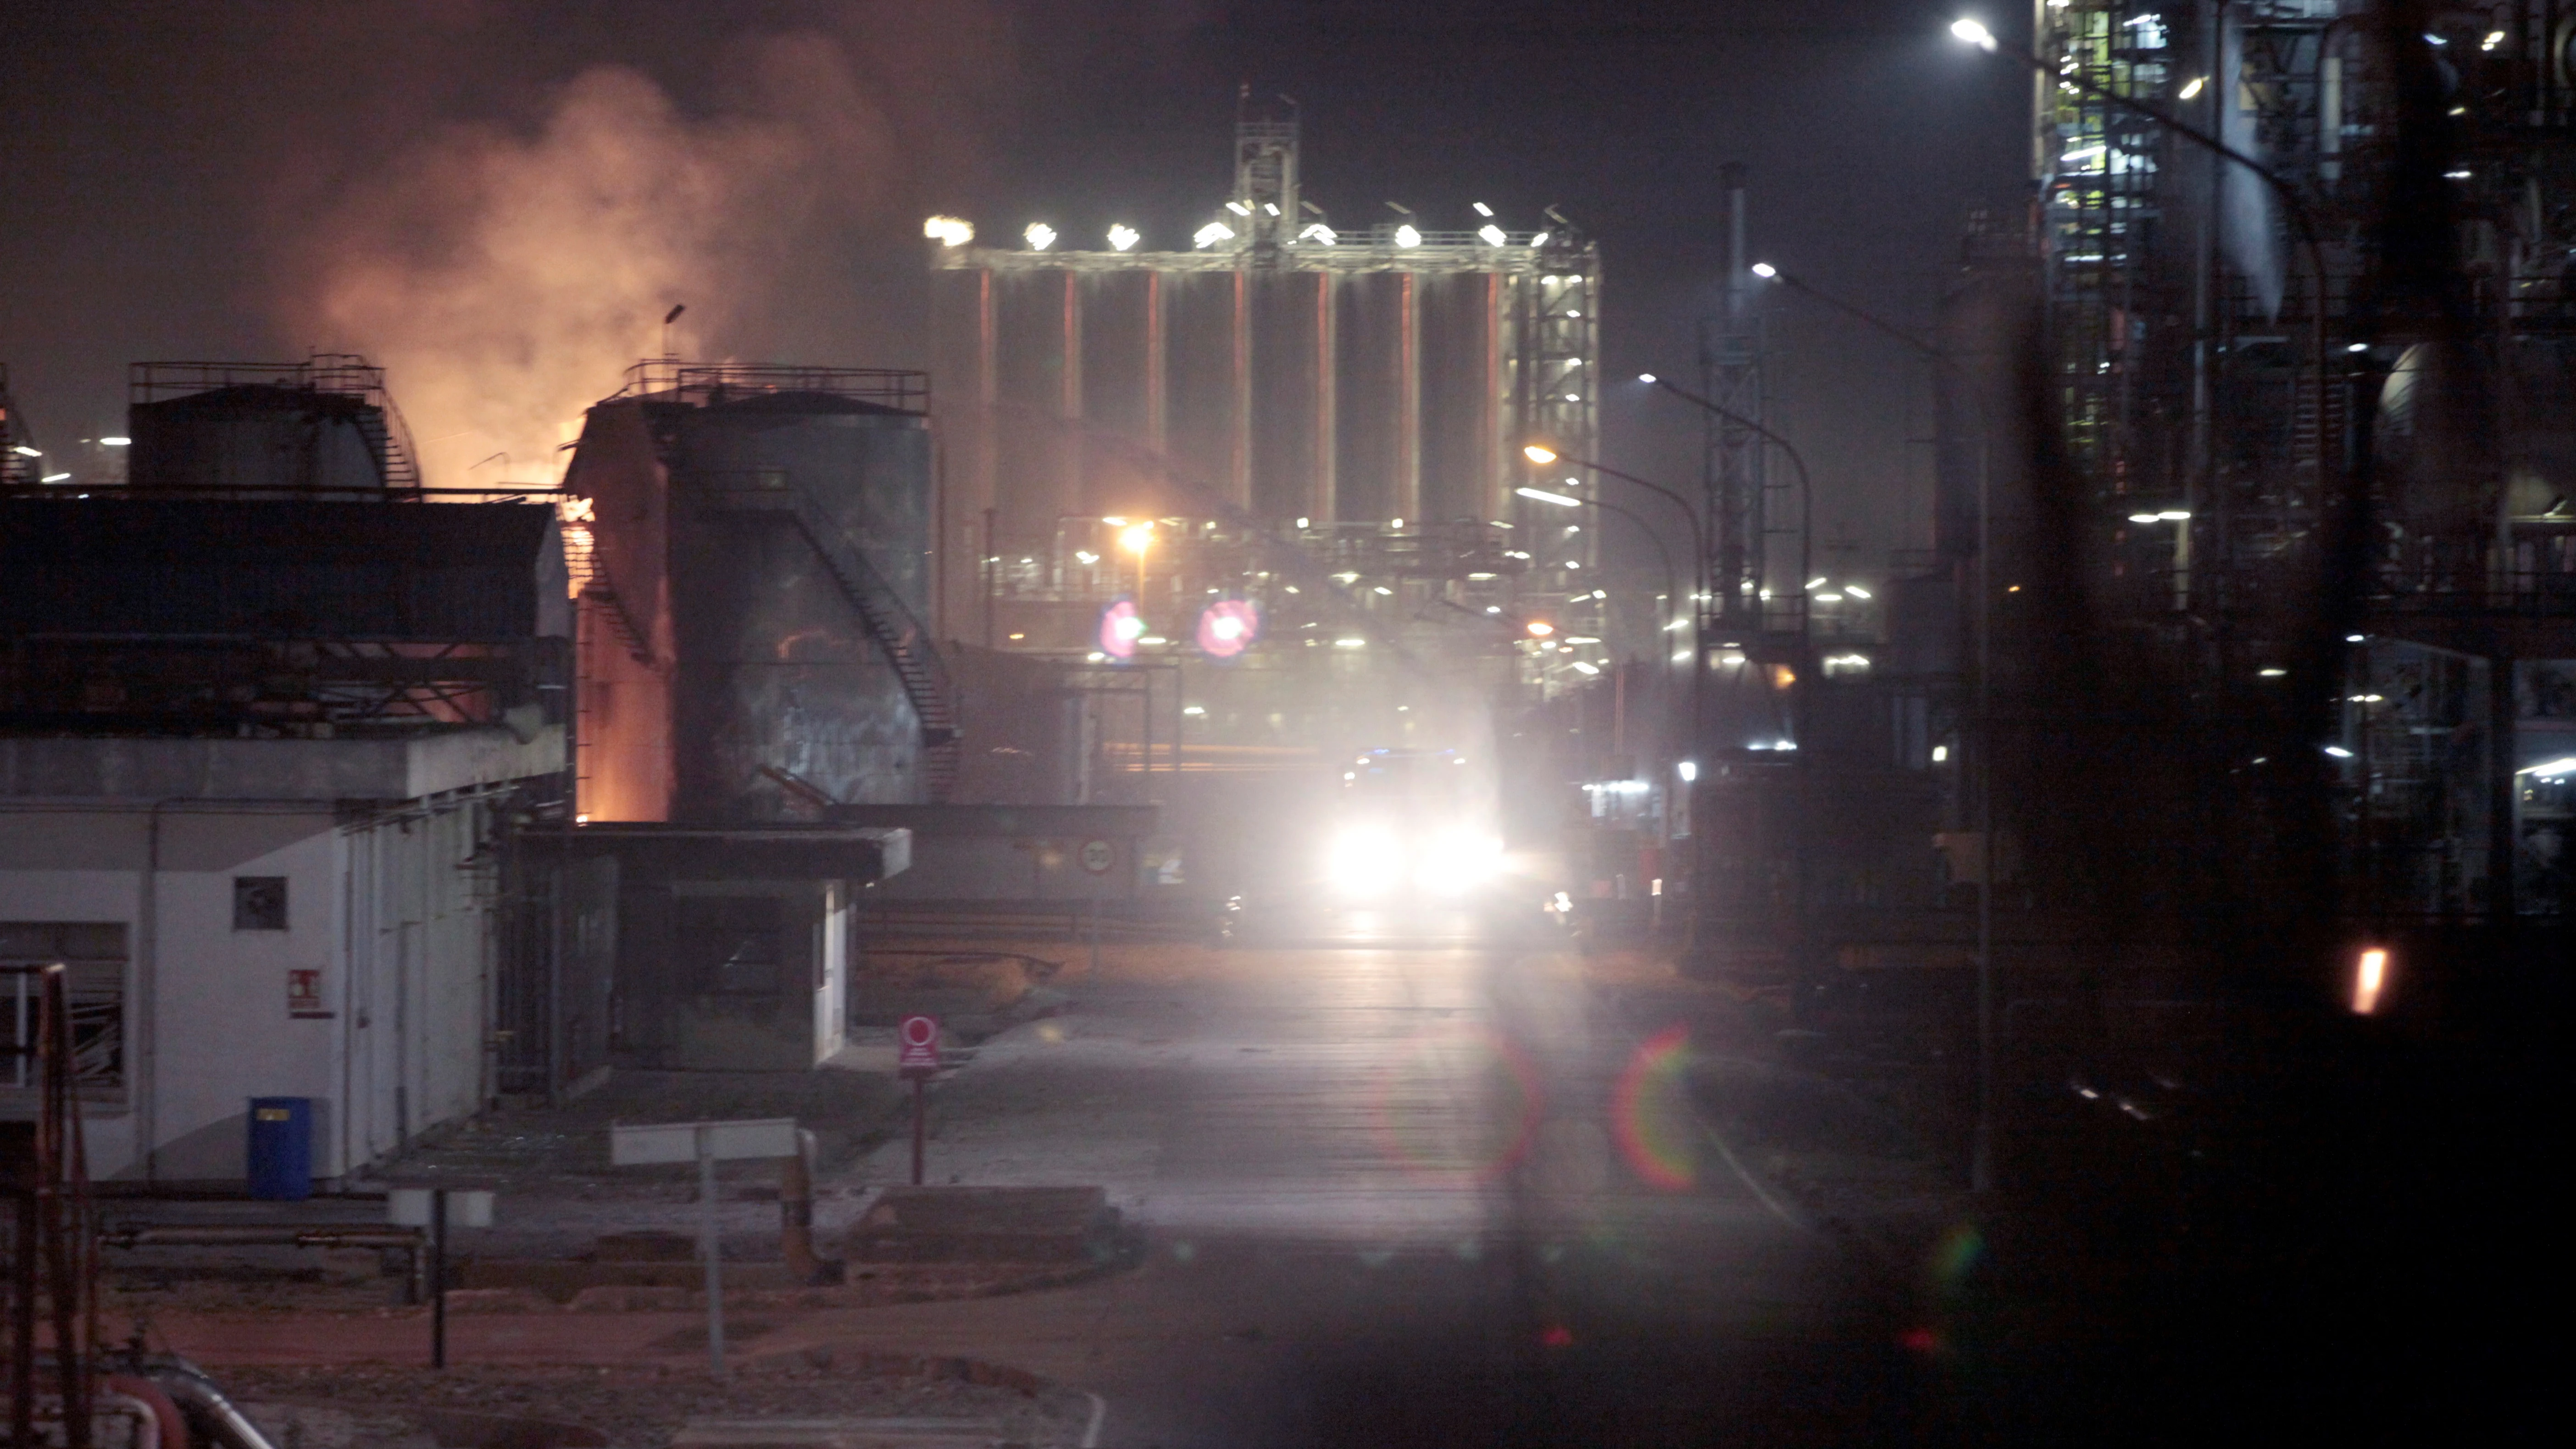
[247,1097,312,1200]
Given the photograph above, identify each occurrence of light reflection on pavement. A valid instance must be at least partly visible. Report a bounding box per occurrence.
[838,907,1905,1446]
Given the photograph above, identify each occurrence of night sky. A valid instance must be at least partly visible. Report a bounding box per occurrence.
[0,0,2029,574]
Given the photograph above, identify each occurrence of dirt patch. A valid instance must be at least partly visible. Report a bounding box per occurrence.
[216,1358,1093,1449]
[106,1249,412,1316]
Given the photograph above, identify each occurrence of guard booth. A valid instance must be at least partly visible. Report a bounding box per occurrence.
[541,825,910,1072]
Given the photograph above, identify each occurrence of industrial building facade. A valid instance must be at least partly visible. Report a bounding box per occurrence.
[1971,1,2576,930]
[0,358,574,1182]
[925,111,1612,687]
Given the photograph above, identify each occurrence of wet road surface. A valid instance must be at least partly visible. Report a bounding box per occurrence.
[844,909,1914,1447]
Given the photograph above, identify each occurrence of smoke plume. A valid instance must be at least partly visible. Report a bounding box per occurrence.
[289,32,909,490]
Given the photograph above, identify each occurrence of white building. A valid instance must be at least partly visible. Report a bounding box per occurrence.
[0,729,564,1185]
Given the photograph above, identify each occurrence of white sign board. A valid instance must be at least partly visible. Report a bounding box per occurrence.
[610,1117,800,1167]
[388,1188,494,1228]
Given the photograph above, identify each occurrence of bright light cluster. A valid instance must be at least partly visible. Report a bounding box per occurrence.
[1326,824,1502,899]
[923,216,974,247]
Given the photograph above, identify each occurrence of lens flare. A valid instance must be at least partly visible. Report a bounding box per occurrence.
[1610,1024,1697,1190]
[1368,1027,1545,1185]
[1196,598,1260,660]
[1098,600,1144,661]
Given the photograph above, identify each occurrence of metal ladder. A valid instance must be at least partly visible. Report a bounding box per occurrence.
[711,485,961,801]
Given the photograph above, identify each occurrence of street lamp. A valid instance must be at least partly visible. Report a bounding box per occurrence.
[1946,11,2335,596]
[1516,485,1681,654]
[1640,378,1812,641]
[1949,12,2363,1179]
[1522,443,1708,942]
[1750,261,2000,1195]
[1644,376,1820,1026]
[1119,521,1154,611]
[1521,441,1710,722]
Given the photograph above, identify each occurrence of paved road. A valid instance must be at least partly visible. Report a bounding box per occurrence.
[840,910,1915,1447]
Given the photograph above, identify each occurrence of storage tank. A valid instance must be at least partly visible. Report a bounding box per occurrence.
[126,357,413,492]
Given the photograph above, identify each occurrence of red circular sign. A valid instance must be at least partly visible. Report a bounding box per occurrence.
[1098,600,1144,660]
[1196,599,1260,660]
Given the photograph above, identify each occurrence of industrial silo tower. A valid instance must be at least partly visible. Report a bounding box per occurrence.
[927,103,1604,652]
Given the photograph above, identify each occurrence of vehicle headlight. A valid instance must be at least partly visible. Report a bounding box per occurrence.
[1414,830,1503,896]
[1327,825,1402,895]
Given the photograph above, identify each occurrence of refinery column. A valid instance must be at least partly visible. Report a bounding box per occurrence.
[1314,270,1338,522]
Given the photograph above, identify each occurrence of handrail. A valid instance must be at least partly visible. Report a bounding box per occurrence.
[694,477,960,796]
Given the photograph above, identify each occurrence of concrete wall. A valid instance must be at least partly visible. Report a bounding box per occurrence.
[0,727,555,1184]
[0,729,565,802]
[0,803,344,1181]
[339,797,503,1170]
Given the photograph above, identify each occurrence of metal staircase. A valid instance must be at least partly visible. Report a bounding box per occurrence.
[559,522,654,666]
[707,483,961,801]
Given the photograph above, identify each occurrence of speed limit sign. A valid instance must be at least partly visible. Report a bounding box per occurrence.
[1078,839,1115,875]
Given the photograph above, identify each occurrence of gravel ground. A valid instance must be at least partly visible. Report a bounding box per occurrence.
[222,1359,1094,1448]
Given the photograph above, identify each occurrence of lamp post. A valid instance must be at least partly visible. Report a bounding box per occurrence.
[1754,262,2000,1196]
[1119,521,1155,781]
[1521,448,1709,935]
[1644,378,1812,654]
[1119,520,1155,604]
[1514,484,1683,650]
[1644,376,1820,999]
[1519,444,1707,659]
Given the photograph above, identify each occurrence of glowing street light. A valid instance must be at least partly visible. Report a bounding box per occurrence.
[1194,222,1235,249]
[1950,16,1999,50]
[1107,224,1140,252]
[1023,222,1057,251]
[1750,261,1777,279]
[1477,224,1507,246]
[1119,521,1155,555]
[1516,486,1581,509]
[1521,443,1559,466]
[1393,224,1422,248]
[922,216,975,247]
[1525,620,1555,638]
[2352,947,2390,1015]
[2177,75,2206,99]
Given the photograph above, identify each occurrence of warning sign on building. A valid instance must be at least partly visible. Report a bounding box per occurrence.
[287,968,330,1019]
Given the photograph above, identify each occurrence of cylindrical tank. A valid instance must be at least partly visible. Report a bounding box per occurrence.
[130,385,388,491]
[667,394,935,816]
[1419,272,1503,526]
[1165,271,1244,507]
